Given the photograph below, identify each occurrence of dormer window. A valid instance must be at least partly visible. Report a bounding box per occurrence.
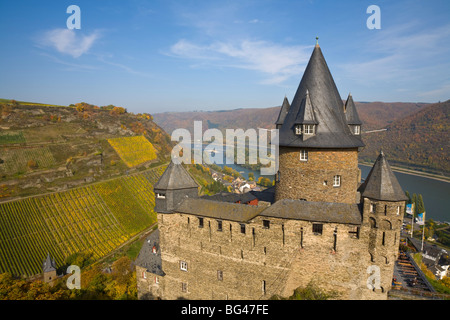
[353,125,360,135]
[156,193,166,199]
[295,125,302,135]
[303,124,315,135]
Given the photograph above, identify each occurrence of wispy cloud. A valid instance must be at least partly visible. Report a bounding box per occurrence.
[37,28,101,58]
[338,22,450,86]
[169,39,311,84]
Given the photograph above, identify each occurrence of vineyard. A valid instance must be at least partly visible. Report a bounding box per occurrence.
[0,165,167,277]
[0,146,56,174]
[0,131,26,145]
[108,135,157,168]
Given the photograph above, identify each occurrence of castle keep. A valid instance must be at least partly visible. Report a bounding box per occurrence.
[136,42,408,300]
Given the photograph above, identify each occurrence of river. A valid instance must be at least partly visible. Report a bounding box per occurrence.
[194,145,449,223]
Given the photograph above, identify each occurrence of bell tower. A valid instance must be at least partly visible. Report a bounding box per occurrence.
[274,40,364,204]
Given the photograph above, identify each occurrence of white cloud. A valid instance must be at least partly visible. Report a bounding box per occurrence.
[169,39,311,84]
[38,28,101,58]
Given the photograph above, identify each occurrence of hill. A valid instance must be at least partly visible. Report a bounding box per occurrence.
[152,101,429,135]
[360,100,450,176]
[0,165,166,277]
[152,101,449,176]
[0,101,173,201]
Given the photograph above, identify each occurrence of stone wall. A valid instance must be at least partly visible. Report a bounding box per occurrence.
[275,147,360,204]
[136,209,401,300]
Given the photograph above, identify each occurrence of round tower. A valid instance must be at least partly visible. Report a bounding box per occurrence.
[359,151,408,295]
[274,41,364,204]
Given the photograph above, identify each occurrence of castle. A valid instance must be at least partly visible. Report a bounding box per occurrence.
[135,41,408,300]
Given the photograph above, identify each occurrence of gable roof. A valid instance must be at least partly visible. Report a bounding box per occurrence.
[176,198,265,222]
[153,161,199,190]
[358,151,408,201]
[278,44,364,149]
[260,199,362,225]
[294,90,318,125]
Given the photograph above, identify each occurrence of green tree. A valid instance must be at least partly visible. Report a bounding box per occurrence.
[416,194,425,214]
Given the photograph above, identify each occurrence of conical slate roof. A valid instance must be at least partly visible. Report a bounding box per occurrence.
[278,43,364,148]
[344,93,362,125]
[358,151,408,201]
[43,253,56,273]
[275,96,291,126]
[154,161,199,190]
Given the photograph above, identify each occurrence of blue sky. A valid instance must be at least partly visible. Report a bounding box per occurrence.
[0,0,449,114]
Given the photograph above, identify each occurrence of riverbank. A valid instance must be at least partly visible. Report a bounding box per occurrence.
[359,162,450,183]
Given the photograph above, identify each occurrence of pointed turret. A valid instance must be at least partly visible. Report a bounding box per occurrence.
[154,161,199,213]
[275,96,290,129]
[43,253,56,273]
[344,93,362,135]
[344,93,362,125]
[359,151,408,202]
[278,43,364,148]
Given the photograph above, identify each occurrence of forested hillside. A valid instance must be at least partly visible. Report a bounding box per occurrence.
[152,100,448,176]
[360,100,449,176]
[153,101,428,135]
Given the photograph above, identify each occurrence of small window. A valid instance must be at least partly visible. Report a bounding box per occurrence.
[349,226,360,239]
[303,124,315,135]
[262,280,266,295]
[217,220,223,232]
[299,150,308,161]
[240,224,246,234]
[370,203,376,213]
[155,277,159,284]
[142,271,146,279]
[156,193,166,199]
[354,125,360,135]
[396,206,400,215]
[295,125,302,135]
[333,175,341,187]
[181,282,187,293]
[263,220,270,229]
[217,270,223,281]
[312,223,323,235]
[180,261,188,271]
[198,217,204,228]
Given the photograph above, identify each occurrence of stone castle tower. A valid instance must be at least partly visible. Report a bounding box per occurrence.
[136,40,407,300]
[42,253,57,285]
[274,42,364,205]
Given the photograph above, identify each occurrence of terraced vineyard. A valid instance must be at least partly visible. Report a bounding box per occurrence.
[0,131,26,145]
[0,146,56,174]
[108,135,157,168]
[0,165,167,277]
